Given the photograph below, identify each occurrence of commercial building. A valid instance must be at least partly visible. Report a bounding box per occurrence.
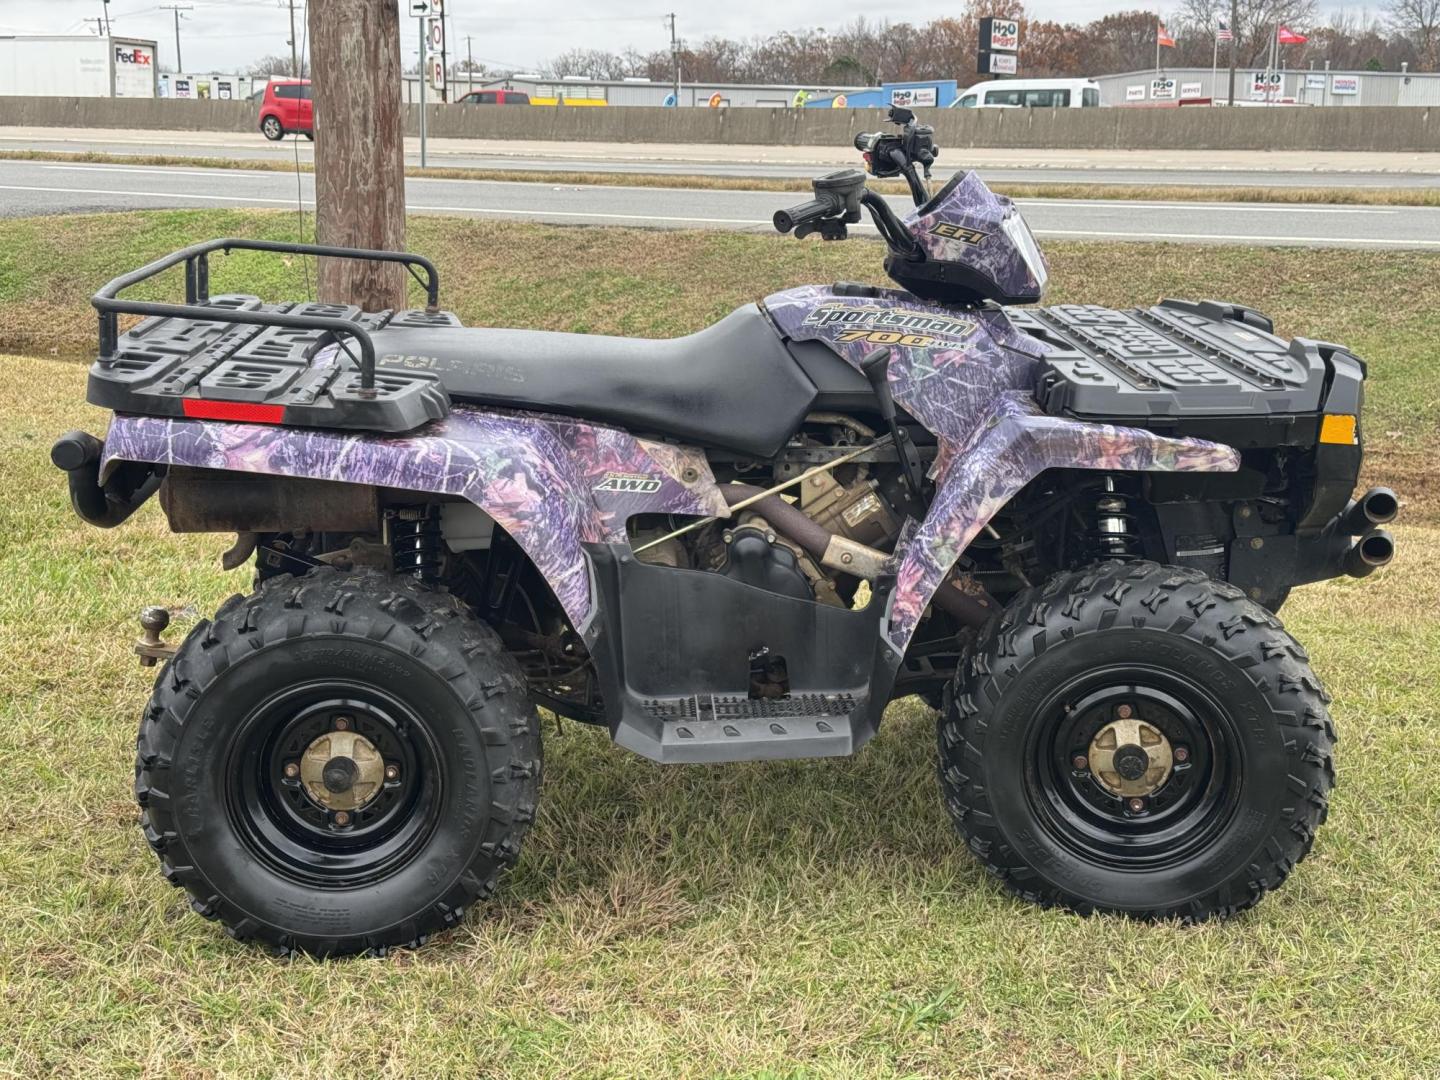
[1093,66,1440,107]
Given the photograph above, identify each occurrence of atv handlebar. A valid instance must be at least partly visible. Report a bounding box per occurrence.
[773,198,832,234]
[92,238,442,393]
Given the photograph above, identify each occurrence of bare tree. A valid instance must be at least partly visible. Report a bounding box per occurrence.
[1387,0,1440,69]
[249,53,306,78]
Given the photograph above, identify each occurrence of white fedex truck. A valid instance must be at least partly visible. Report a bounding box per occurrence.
[0,35,159,98]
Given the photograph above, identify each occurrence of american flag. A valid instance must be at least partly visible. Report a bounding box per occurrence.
[1216,19,1234,41]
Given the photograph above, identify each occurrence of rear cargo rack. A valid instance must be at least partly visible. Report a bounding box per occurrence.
[89,238,454,433]
[93,238,440,392]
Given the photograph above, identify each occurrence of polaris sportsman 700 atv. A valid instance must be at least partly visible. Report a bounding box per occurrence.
[55,108,1396,955]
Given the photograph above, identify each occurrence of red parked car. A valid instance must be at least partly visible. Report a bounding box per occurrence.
[456,89,530,105]
[259,79,313,140]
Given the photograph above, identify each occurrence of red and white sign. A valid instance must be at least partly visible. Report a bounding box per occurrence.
[429,57,445,91]
[428,17,444,52]
[987,19,1019,51]
[1331,75,1359,96]
[1277,26,1307,45]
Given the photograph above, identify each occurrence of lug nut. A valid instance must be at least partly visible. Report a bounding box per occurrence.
[333,716,350,731]
[384,764,400,781]
[1127,797,1147,813]
[1117,704,1134,719]
[1174,746,1190,764]
[1072,754,1089,770]
[333,811,351,826]
[283,762,300,779]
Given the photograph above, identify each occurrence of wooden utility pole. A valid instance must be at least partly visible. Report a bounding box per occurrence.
[307,0,408,311]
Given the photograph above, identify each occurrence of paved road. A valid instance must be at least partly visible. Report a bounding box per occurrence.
[3,159,1437,249]
[5,127,1440,190]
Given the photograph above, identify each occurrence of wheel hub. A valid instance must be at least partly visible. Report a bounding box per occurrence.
[1087,717,1173,798]
[299,730,384,811]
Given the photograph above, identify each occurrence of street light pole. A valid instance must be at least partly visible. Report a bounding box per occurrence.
[288,0,299,77]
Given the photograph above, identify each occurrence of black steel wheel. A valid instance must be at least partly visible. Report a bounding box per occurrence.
[939,561,1334,921]
[136,567,541,956]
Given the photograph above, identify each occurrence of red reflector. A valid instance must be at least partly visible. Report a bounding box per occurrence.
[181,399,286,424]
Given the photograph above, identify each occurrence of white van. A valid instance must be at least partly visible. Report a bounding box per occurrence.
[951,78,1101,109]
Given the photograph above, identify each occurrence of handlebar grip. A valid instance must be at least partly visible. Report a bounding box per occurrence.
[773,198,831,234]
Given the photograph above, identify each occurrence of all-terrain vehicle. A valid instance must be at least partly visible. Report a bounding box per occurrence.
[54,108,1396,955]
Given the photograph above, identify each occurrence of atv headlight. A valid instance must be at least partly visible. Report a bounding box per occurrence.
[1001,210,1048,294]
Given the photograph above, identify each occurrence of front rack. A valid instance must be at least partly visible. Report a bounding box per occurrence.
[92,238,441,392]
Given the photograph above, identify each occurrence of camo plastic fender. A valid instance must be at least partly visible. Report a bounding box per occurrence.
[764,285,1241,651]
[102,406,727,634]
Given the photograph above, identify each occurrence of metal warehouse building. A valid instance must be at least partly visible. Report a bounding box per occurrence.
[1093,66,1440,107]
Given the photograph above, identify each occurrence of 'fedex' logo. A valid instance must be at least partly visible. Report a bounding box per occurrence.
[116,47,153,65]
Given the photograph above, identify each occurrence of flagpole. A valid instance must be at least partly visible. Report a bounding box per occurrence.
[1211,33,1218,100]
[1155,22,1160,77]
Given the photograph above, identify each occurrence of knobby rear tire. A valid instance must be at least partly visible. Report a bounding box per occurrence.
[134,567,542,956]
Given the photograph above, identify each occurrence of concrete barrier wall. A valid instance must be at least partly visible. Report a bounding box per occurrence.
[3,96,1437,152]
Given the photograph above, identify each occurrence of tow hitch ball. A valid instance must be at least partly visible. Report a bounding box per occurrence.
[135,607,176,668]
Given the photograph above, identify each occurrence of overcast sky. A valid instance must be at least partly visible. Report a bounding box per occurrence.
[6,1,1365,75]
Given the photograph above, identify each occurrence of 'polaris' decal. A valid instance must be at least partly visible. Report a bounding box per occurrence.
[594,472,664,494]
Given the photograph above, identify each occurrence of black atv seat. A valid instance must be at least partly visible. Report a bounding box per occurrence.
[369,304,819,458]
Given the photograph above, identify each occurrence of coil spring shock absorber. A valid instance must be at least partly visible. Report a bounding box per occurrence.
[390,506,442,582]
[1091,477,1142,560]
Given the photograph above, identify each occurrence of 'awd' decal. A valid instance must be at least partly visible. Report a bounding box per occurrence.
[594,472,663,494]
[930,222,989,244]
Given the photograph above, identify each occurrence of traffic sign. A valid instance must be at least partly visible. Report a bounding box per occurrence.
[409,0,428,15]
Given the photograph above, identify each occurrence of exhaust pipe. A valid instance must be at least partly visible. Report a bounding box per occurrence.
[1340,487,1399,535]
[1342,528,1396,579]
[51,430,161,528]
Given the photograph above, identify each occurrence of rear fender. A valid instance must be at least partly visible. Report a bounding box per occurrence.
[884,393,1241,651]
[101,405,727,635]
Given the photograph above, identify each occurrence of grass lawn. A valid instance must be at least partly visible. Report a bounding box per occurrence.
[1,211,1438,1077]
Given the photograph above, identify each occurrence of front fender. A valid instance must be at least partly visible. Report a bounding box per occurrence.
[884,393,1240,651]
[101,406,727,634]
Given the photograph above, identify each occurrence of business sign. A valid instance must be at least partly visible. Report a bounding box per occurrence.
[980,52,1018,75]
[1305,73,1326,90]
[891,86,938,108]
[1331,75,1359,95]
[428,16,444,51]
[1150,77,1176,99]
[980,17,1020,52]
[1180,81,1203,98]
[429,56,445,91]
[112,41,156,97]
[1125,84,1146,101]
[1249,71,1283,99]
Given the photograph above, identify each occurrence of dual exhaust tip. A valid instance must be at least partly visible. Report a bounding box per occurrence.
[1340,487,1398,579]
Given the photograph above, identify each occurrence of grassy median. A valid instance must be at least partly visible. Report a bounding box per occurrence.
[2,210,1439,1076]
[5,147,1440,207]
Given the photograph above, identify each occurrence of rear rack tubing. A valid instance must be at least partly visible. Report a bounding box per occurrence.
[93,237,443,393]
